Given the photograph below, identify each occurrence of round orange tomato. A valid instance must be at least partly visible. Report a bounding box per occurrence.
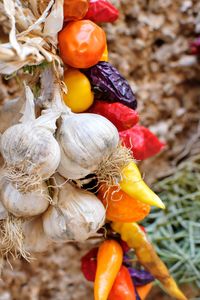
[98,184,151,223]
[100,44,108,62]
[64,0,89,21]
[58,20,106,68]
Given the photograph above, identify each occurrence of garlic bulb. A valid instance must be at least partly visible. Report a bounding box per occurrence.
[0,86,61,180]
[1,124,61,179]
[57,113,119,179]
[23,217,52,253]
[1,179,49,217]
[43,177,105,242]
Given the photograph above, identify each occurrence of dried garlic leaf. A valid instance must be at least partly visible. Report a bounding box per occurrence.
[0,0,64,76]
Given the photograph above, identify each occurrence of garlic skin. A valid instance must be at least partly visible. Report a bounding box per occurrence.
[43,179,105,242]
[57,113,119,179]
[23,217,52,253]
[0,200,8,220]
[1,124,61,179]
[1,180,49,217]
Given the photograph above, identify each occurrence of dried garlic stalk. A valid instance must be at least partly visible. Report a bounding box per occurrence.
[0,0,64,76]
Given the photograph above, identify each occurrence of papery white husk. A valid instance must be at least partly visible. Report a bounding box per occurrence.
[0,200,8,220]
[23,217,52,252]
[57,113,119,179]
[0,0,64,75]
[0,85,61,180]
[1,124,61,178]
[1,179,49,217]
[42,176,106,242]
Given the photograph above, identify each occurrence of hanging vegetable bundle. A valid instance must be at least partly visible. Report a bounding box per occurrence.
[0,0,186,299]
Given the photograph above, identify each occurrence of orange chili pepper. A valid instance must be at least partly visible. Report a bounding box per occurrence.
[58,20,106,68]
[98,184,150,223]
[108,266,136,300]
[136,283,153,300]
[64,0,89,21]
[94,240,123,300]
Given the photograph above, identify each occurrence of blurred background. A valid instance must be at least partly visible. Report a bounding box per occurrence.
[0,0,200,299]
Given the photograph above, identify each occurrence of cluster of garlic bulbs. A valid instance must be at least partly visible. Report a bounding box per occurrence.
[0,0,126,260]
[0,82,122,259]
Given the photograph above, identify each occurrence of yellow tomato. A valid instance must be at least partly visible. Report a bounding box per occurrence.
[63,69,94,113]
[100,44,108,62]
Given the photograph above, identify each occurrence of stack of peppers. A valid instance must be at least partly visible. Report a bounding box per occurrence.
[58,1,187,300]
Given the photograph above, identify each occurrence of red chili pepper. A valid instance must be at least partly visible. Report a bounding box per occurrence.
[84,0,119,23]
[81,247,98,281]
[189,37,200,55]
[119,125,165,160]
[89,101,139,131]
[108,266,136,300]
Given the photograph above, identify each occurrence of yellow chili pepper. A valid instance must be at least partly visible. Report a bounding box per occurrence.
[112,222,188,300]
[119,162,165,209]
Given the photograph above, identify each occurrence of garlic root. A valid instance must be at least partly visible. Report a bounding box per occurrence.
[0,214,30,262]
[95,144,133,187]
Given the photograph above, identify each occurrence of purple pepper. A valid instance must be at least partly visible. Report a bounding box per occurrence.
[128,268,154,287]
[82,61,137,109]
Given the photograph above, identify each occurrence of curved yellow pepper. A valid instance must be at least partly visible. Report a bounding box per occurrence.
[119,162,165,209]
[112,222,188,300]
